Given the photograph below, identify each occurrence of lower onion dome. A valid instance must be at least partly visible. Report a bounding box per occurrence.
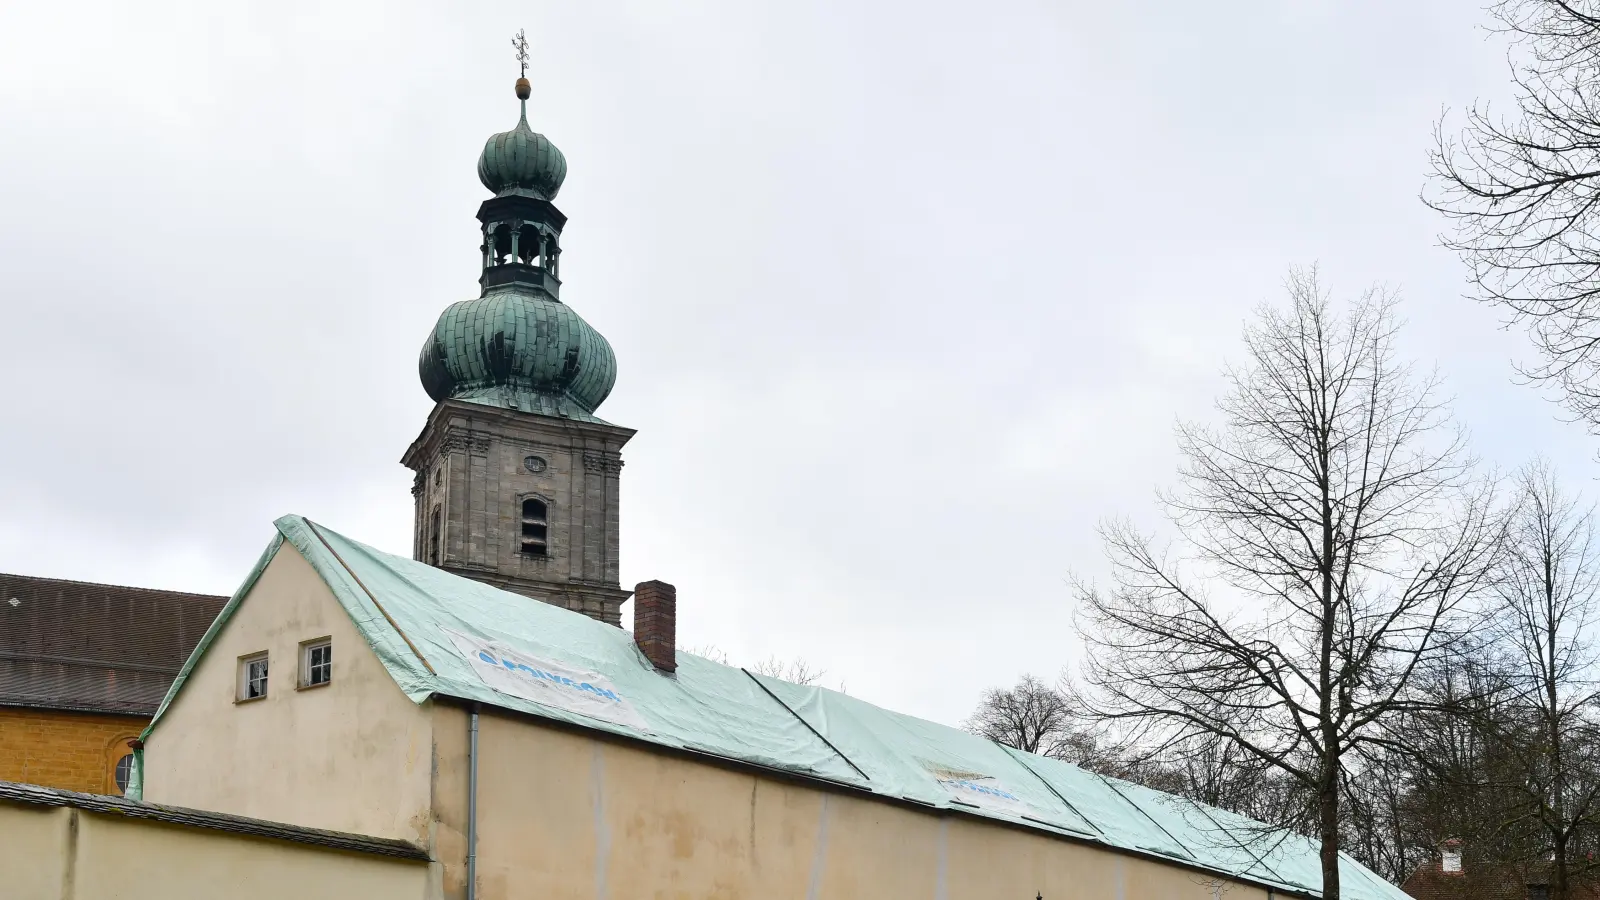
[419,288,617,421]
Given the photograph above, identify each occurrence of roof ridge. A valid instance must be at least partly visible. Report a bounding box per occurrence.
[0,571,228,600]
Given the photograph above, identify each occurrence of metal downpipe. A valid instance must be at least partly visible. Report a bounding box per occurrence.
[468,704,479,900]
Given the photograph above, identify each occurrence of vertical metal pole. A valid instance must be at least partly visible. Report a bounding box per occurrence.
[468,704,479,900]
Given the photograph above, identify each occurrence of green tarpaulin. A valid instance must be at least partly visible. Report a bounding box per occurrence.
[138,515,1409,900]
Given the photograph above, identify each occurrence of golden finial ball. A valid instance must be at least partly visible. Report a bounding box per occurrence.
[515,78,531,100]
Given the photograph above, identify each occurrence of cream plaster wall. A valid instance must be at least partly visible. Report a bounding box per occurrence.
[141,543,435,844]
[0,799,73,898]
[0,801,428,900]
[460,709,1275,900]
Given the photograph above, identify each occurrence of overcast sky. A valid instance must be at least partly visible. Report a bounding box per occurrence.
[1,0,1594,727]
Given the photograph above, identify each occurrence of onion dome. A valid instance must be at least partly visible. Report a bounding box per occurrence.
[419,290,617,422]
[477,82,567,200]
[422,78,612,420]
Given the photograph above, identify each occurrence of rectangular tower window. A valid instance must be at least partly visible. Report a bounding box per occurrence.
[428,506,442,566]
[238,652,269,702]
[521,498,549,557]
[300,638,332,688]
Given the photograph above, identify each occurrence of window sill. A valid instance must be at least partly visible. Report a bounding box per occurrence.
[296,680,332,692]
[234,695,267,705]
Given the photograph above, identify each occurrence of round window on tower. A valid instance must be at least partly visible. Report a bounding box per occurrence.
[524,455,547,473]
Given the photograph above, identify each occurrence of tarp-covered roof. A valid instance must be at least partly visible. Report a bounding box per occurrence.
[147,515,1408,900]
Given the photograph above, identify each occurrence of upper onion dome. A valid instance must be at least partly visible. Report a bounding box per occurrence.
[477,78,567,200]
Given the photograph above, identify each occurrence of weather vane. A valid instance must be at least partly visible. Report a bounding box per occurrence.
[512,29,529,78]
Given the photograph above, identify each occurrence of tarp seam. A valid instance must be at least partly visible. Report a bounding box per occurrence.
[1095,773,1200,861]
[1000,745,1108,840]
[1187,794,1291,887]
[743,669,871,783]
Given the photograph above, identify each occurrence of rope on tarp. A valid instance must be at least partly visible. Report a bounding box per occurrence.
[305,517,437,675]
[999,745,1108,839]
[741,668,872,784]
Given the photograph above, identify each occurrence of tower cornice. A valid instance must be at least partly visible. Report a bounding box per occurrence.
[401,399,637,472]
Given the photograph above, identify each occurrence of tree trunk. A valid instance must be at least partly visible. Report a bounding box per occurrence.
[1319,761,1342,900]
[1554,832,1569,900]
[1546,544,1567,900]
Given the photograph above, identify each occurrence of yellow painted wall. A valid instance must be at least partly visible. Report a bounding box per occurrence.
[141,543,435,844]
[0,706,144,795]
[0,800,429,900]
[459,708,1272,900]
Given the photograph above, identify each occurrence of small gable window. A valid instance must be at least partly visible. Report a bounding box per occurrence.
[521,498,548,557]
[238,652,269,702]
[300,638,332,688]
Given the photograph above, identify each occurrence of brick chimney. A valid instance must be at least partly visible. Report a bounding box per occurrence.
[633,580,676,673]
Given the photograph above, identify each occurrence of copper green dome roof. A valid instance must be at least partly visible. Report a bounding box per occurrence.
[477,102,567,200]
[419,288,616,422]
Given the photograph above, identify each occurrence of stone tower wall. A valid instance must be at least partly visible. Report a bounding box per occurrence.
[403,400,634,625]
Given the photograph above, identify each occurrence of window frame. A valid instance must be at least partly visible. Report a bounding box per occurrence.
[104,734,139,795]
[112,752,134,795]
[237,651,269,703]
[519,495,550,558]
[299,637,333,689]
[427,505,443,565]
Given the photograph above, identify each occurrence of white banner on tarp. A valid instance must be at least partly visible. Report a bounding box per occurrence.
[441,628,648,731]
[924,763,1034,817]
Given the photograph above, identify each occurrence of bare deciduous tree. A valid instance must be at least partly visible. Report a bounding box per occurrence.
[966,679,1312,832]
[1389,656,1547,891]
[680,643,731,665]
[750,655,827,686]
[1429,1,1600,434]
[679,646,839,689]
[1074,270,1500,900]
[963,674,1076,756]
[1478,461,1600,899]
[965,674,1158,776]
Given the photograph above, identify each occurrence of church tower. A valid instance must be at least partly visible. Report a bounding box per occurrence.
[402,72,633,625]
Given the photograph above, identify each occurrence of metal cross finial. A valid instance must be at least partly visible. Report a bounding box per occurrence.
[512,29,529,77]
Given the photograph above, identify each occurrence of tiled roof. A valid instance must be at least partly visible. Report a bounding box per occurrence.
[1402,866,1522,900]
[0,573,226,716]
[0,780,429,860]
[1402,861,1600,900]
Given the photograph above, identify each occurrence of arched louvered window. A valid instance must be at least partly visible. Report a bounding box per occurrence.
[520,498,548,557]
